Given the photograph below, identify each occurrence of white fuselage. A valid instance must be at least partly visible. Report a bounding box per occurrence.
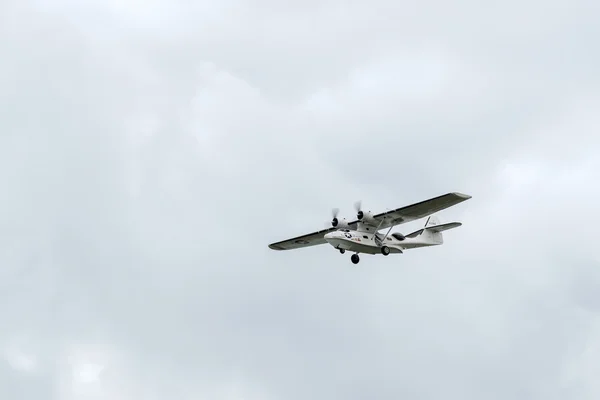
[323,230,401,254]
[324,229,438,255]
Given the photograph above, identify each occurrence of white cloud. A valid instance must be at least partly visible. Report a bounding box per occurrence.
[3,344,37,373]
[1,0,599,399]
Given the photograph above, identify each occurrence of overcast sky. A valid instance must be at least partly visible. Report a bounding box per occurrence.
[1,0,599,399]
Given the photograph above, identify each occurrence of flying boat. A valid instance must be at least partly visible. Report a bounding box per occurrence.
[268,192,472,264]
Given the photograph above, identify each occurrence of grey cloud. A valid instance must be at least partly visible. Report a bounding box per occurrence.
[1,0,600,399]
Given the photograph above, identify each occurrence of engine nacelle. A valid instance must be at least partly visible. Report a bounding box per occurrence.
[391,232,405,241]
[357,210,378,225]
[332,217,350,229]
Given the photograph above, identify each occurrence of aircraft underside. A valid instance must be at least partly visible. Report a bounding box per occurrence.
[324,231,403,264]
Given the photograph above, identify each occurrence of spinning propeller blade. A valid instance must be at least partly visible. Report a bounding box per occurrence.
[354,200,364,219]
[330,207,341,227]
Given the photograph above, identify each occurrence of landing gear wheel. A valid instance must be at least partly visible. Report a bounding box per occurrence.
[381,246,390,256]
[351,254,360,264]
[339,249,345,254]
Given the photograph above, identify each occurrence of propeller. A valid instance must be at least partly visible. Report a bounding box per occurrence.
[354,200,363,219]
[331,207,340,227]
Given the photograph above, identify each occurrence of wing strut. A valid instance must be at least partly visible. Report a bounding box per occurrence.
[374,216,386,231]
[374,216,393,246]
[381,225,394,243]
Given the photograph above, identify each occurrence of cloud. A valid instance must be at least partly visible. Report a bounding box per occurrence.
[1,0,599,399]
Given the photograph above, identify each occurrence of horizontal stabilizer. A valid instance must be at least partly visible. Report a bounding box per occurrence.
[425,222,462,233]
[405,221,462,238]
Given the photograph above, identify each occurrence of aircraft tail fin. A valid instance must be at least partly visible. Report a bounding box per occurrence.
[424,215,440,228]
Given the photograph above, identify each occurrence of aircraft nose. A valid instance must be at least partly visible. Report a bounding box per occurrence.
[324,232,334,240]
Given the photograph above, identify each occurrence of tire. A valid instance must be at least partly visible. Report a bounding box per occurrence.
[381,246,390,256]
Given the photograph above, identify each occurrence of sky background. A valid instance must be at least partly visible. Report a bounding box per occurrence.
[1,0,600,399]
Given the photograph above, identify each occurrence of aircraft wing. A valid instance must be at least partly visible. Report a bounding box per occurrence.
[268,192,471,250]
[351,192,471,230]
[268,227,337,251]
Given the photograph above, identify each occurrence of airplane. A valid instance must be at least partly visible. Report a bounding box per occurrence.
[268,192,472,264]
